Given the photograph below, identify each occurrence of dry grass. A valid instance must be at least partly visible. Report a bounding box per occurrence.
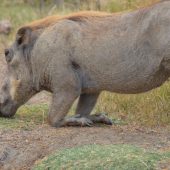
[96,82,170,126]
[105,0,160,12]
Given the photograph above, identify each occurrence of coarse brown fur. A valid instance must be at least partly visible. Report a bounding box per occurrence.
[22,11,112,31]
[20,0,166,32]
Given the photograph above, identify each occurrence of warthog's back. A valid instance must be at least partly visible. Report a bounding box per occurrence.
[32,2,170,94]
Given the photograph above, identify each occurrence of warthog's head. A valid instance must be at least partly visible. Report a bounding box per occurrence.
[0,27,37,117]
[0,15,61,117]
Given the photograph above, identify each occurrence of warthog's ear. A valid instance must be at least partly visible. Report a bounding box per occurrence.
[16,27,32,46]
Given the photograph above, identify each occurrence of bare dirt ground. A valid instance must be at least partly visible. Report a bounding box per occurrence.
[0,125,169,170]
[0,54,169,170]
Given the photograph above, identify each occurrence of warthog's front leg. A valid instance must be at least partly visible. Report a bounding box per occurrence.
[48,92,112,127]
[48,90,79,127]
[54,93,99,127]
[48,91,93,127]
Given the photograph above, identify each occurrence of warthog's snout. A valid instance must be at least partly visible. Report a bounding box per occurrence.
[0,95,17,118]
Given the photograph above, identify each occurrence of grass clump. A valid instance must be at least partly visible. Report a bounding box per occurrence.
[0,104,48,130]
[97,82,170,126]
[106,0,159,12]
[33,144,170,170]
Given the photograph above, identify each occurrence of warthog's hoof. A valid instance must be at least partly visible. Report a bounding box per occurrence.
[61,116,93,127]
[58,113,112,127]
[87,113,113,125]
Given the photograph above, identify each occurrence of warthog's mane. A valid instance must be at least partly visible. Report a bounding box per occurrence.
[16,0,165,39]
[21,11,112,31]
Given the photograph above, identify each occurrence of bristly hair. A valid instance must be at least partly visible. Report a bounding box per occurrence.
[21,11,112,32]
[19,1,166,33]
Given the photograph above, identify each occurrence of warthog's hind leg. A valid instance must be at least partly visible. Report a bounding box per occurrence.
[75,93,100,117]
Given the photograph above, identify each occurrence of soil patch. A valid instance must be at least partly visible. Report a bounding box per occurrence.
[0,125,169,170]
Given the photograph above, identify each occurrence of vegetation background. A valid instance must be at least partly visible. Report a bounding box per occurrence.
[0,0,169,127]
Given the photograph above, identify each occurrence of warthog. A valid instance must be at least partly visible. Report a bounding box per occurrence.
[0,0,170,127]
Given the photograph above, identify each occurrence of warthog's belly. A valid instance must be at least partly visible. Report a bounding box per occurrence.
[81,63,169,94]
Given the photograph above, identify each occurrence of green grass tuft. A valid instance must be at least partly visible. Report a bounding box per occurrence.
[0,104,48,130]
[33,144,170,170]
